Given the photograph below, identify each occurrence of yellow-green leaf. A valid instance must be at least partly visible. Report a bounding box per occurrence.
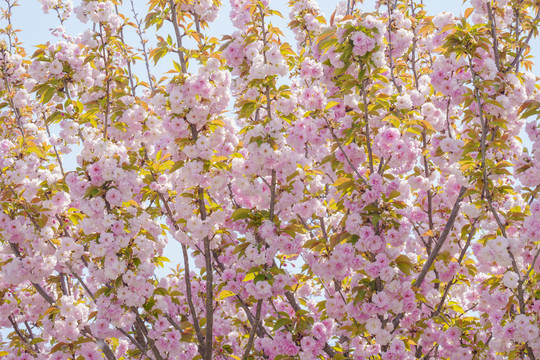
[218,290,236,299]
[325,101,340,110]
[231,208,251,221]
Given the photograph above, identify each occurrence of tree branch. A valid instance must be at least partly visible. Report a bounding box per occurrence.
[242,300,262,360]
[325,117,369,186]
[487,3,502,71]
[415,186,468,288]
[509,6,540,71]
[167,0,187,73]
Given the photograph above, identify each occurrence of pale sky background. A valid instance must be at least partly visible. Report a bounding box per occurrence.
[13,1,467,46]
[6,0,540,277]
[10,1,540,82]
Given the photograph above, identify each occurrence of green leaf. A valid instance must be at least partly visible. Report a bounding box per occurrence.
[273,317,292,330]
[170,160,184,173]
[45,111,63,125]
[30,338,45,345]
[154,288,169,296]
[218,290,236,300]
[41,86,56,104]
[94,287,108,298]
[240,101,257,118]
[353,289,366,305]
[231,208,251,221]
[325,101,340,110]
[84,186,100,199]
[396,255,413,275]
[143,296,156,311]
[50,342,67,353]
[253,274,266,283]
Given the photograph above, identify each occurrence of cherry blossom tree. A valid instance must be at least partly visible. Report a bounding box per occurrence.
[1,0,540,359]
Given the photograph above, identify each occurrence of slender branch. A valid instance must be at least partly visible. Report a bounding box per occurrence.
[410,12,435,252]
[183,242,206,349]
[487,3,502,71]
[0,49,25,139]
[5,186,119,360]
[70,265,140,360]
[202,232,214,359]
[487,197,507,238]
[318,216,329,243]
[130,0,154,90]
[211,249,271,338]
[80,327,118,360]
[116,327,153,360]
[168,0,187,73]
[423,131,434,254]
[386,3,402,93]
[258,4,268,65]
[509,6,540,71]
[283,290,337,358]
[486,196,536,360]
[132,310,164,360]
[243,169,276,358]
[186,129,214,360]
[9,242,55,304]
[362,81,374,174]
[242,300,262,360]
[45,122,65,175]
[416,186,468,288]
[23,321,35,342]
[325,117,369,186]
[410,0,420,89]
[432,218,478,317]
[98,24,111,140]
[523,247,540,285]
[142,147,206,353]
[469,57,489,199]
[9,315,36,354]
[69,265,95,300]
[4,0,14,51]
[269,170,276,219]
[98,340,118,360]
[115,5,136,97]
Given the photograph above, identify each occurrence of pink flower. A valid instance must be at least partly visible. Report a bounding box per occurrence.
[105,188,123,207]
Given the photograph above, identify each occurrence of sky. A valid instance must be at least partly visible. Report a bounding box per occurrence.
[12,1,466,47]
[10,1,539,78]
[5,0,539,277]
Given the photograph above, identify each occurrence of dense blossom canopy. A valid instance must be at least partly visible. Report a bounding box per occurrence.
[1,0,540,359]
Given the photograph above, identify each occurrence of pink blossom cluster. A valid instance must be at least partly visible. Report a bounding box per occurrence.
[1,0,540,359]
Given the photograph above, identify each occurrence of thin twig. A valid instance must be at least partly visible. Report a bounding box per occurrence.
[509,7,540,71]
[487,3,502,71]
[130,0,154,90]
[325,117,369,186]
[242,300,262,360]
[416,186,468,287]
[167,0,187,72]
[432,218,478,317]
